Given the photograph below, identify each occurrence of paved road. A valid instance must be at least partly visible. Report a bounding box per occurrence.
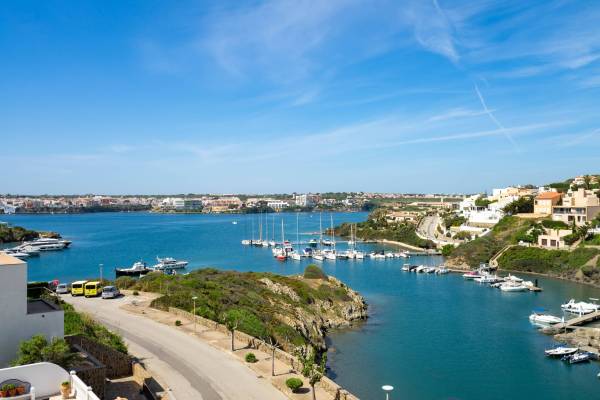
[63,295,288,400]
[418,214,440,240]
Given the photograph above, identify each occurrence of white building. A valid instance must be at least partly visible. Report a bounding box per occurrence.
[0,254,64,367]
[295,194,319,207]
[266,200,290,210]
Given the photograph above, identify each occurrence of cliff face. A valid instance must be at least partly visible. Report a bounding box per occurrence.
[259,276,368,351]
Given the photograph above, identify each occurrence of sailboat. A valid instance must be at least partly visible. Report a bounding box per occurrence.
[325,214,337,260]
[290,214,302,260]
[269,214,276,247]
[312,213,325,261]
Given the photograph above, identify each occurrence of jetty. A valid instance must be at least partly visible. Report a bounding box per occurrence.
[551,311,600,331]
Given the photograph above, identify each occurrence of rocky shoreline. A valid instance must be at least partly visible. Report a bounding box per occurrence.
[258,275,368,351]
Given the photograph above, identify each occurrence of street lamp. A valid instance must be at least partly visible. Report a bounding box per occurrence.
[99,264,104,282]
[382,385,394,400]
[192,296,198,332]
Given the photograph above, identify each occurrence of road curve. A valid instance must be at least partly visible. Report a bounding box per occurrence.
[63,295,288,400]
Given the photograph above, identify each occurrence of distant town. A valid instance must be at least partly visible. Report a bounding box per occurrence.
[0,192,465,214]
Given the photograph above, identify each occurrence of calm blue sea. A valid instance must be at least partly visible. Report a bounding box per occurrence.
[2,212,599,400]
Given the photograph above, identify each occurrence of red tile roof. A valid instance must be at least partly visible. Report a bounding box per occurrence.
[536,192,562,200]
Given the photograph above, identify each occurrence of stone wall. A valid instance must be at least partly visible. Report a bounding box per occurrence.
[168,307,361,400]
[74,363,106,400]
[66,335,132,379]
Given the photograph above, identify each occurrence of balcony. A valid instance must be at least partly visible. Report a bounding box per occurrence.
[0,362,100,400]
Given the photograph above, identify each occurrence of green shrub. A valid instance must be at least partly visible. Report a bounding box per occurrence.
[286,377,304,392]
[304,265,327,280]
[541,220,569,229]
[454,231,472,240]
[175,320,182,326]
[245,352,257,363]
[563,233,579,245]
[63,303,127,353]
[115,276,136,289]
[441,244,455,257]
[11,335,78,369]
[132,290,139,296]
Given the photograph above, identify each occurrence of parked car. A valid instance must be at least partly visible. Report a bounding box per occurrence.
[55,283,69,294]
[101,285,120,299]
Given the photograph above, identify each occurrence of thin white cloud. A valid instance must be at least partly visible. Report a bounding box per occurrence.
[428,107,489,122]
[473,84,519,150]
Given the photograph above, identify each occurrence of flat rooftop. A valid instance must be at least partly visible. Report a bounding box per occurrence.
[27,299,62,314]
[0,252,25,266]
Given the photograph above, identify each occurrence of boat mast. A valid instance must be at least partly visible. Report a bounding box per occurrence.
[296,212,300,249]
[330,214,336,251]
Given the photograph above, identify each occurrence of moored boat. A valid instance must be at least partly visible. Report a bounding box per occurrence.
[545,346,578,357]
[529,310,562,326]
[115,261,152,277]
[152,256,188,270]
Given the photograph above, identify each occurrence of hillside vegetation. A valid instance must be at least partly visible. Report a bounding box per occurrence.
[0,224,61,243]
[446,216,536,268]
[334,209,435,249]
[116,267,367,351]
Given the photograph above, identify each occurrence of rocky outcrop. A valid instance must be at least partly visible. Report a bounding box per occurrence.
[259,276,368,351]
[555,328,600,353]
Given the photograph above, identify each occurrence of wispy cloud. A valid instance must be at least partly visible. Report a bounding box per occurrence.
[473,84,519,150]
[428,107,488,122]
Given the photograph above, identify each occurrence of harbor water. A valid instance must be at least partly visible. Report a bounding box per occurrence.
[2,212,599,400]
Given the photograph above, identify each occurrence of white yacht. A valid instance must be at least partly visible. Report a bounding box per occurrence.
[435,266,449,274]
[500,282,528,292]
[152,257,188,270]
[561,299,600,315]
[529,311,562,326]
[21,237,71,250]
[545,346,578,357]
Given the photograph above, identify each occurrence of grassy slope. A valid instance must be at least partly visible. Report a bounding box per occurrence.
[447,216,535,267]
[117,268,360,349]
[63,303,128,353]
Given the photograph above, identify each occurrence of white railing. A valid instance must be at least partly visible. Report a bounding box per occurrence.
[70,371,100,400]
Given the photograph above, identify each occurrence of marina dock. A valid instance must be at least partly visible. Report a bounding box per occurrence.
[551,311,600,331]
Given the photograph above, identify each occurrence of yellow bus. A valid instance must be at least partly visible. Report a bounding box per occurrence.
[84,281,102,298]
[71,280,88,296]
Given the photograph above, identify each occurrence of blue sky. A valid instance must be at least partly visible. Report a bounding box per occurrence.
[1,0,599,194]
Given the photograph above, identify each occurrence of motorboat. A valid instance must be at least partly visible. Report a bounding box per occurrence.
[241,239,251,245]
[436,266,449,274]
[308,239,318,248]
[500,282,528,292]
[385,252,395,259]
[545,346,578,357]
[369,252,386,259]
[321,239,334,246]
[336,251,350,260]
[355,251,365,260]
[561,299,600,315]
[402,264,411,271]
[116,261,152,277]
[424,267,436,274]
[290,251,302,261]
[504,274,523,283]
[415,265,426,273]
[563,352,593,364]
[323,249,337,260]
[529,310,562,326]
[312,252,324,261]
[475,274,502,284]
[152,257,188,270]
[462,271,482,280]
[1,250,30,259]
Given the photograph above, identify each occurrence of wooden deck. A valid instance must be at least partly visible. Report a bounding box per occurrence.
[552,310,600,330]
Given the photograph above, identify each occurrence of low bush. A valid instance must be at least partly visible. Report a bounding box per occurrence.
[245,353,257,363]
[286,377,304,392]
[132,290,139,296]
[63,303,127,353]
[175,320,182,326]
[304,265,327,280]
[541,220,569,229]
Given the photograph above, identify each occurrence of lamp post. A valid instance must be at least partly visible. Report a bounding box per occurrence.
[99,264,104,282]
[382,385,393,400]
[192,296,198,332]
